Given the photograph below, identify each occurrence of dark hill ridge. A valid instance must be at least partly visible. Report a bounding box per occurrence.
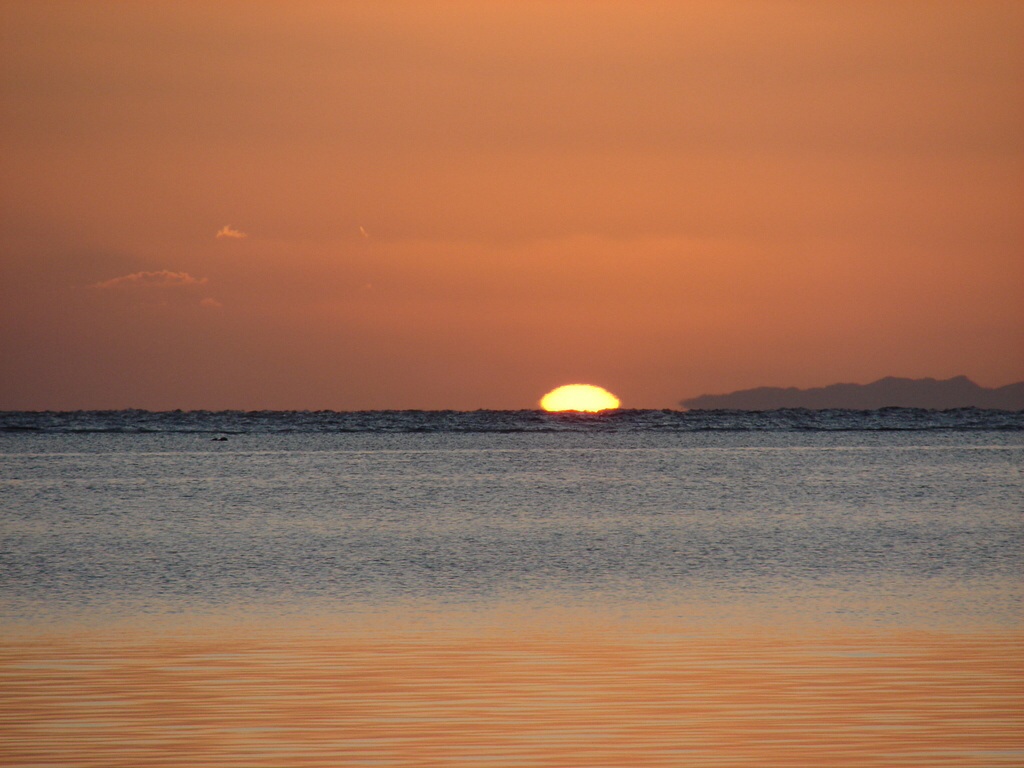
[681,376,1024,411]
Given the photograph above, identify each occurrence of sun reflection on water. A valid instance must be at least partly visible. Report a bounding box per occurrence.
[2,611,1021,768]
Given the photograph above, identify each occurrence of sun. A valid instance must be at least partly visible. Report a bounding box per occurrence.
[540,384,621,412]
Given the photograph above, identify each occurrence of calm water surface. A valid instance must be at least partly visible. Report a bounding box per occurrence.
[1,412,1022,766]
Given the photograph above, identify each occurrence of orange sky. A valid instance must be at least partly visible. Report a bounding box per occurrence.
[2,1,1022,410]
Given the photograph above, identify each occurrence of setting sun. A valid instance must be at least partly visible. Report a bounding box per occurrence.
[540,384,621,412]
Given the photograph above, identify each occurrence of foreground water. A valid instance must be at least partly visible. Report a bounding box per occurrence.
[1,410,1022,766]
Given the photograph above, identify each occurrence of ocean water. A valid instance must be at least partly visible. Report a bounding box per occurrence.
[2,409,1022,766]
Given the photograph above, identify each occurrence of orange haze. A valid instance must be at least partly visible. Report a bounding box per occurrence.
[2,1,1022,409]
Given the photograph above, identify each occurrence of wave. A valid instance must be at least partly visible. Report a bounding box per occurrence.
[1,408,1021,435]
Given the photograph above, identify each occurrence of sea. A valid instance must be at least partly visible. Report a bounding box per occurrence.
[1,408,1022,767]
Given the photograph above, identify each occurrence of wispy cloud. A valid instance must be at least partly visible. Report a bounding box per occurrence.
[216,225,247,239]
[91,270,209,290]
[199,297,224,309]
[359,225,370,238]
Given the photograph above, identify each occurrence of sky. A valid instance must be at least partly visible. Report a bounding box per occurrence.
[2,1,1022,410]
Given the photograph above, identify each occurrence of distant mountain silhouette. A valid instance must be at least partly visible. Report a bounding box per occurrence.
[681,376,1024,410]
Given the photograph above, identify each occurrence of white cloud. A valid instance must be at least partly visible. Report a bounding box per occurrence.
[216,225,247,239]
[91,270,208,290]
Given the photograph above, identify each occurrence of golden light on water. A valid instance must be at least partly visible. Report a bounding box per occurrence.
[540,384,621,412]
[4,622,1019,768]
